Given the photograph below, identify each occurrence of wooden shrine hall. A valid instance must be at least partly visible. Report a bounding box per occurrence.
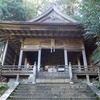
[0,6,99,83]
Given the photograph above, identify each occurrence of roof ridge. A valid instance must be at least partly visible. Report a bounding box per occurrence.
[29,5,78,23]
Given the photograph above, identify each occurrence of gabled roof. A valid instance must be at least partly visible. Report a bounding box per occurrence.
[29,5,78,24]
[0,5,83,51]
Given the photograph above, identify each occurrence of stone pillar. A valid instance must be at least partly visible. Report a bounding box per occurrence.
[2,40,8,65]
[32,62,36,84]
[64,49,68,69]
[16,74,19,82]
[18,50,23,68]
[37,49,41,72]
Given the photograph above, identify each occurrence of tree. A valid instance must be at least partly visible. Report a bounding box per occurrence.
[80,0,100,63]
[0,0,81,21]
[0,0,3,19]
[23,0,81,20]
[23,0,51,20]
[0,0,27,21]
[80,0,100,38]
[55,0,80,15]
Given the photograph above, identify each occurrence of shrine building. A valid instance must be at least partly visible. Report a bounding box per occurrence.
[0,6,99,83]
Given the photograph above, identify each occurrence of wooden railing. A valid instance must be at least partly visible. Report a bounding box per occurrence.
[72,65,99,74]
[0,65,35,76]
[1,65,34,71]
[0,65,7,82]
[0,65,100,76]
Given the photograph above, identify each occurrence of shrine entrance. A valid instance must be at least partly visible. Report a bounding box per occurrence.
[41,49,64,71]
[23,51,38,65]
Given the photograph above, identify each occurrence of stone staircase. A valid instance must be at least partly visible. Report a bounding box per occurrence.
[36,71,70,83]
[7,83,97,100]
[37,71,69,79]
[7,72,98,100]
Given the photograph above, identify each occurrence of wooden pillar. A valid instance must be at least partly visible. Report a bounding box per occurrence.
[82,49,87,67]
[16,40,24,82]
[37,49,41,72]
[24,58,27,65]
[16,49,23,82]
[2,40,8,65]
[18,50,23,68]
[98,67,100,81]
[82,49,90,83]
[69,62,73,82]
[77,58,81,71]
[64,49,68,69]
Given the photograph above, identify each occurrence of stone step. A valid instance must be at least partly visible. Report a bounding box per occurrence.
[15,86,91,90]
[8,96,97,100]
[8,98,97,100]
[17,85,89,88]
[16,85,90,89]
[27,74,34,83]
[36,79,70,83]
[7,83,97,100]
[19,83,88,87]
[37,72,69,79]
[14,85,92,89]
[14,89,93,93]
[16,88,91,91]
[10,95,95,98]
[12,93,95,97]
[19,83,88,86]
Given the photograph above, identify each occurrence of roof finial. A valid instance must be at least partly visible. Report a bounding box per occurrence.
[50,2,58,9]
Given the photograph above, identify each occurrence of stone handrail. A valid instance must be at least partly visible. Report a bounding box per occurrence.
[88,83,100,99]
[0,82,19,100]
[69,62,73,81]
[32,62,36,84]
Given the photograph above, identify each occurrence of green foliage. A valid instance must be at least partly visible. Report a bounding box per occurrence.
[92,78,100,90]
[91,34,100,62]
[0,0,27,21]
[0,83,9,96]
[23,0,51,20]
[96,82,100,90]
[80,0,100,39]
[91,47,100,62]
[80,0,100,62]
[56,0,80,16]
[0,0,99,62]
[0,0,81,21]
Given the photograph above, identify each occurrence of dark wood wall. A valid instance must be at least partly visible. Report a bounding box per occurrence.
[4,45,16,65]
